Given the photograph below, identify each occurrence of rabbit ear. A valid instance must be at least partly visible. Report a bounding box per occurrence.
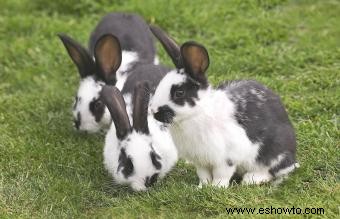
[58,33,95,78]
[149,25,183,69]
[132,81,150,134]
[100,85,131,140]
[94,34,122,85]
[180,41,209,87]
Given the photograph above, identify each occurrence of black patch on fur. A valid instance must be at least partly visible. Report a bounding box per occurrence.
[74,112,81,130]
[118,148,134,178]
[154,105,175,124]
[229,171,243,185]
[219,80,296,166]
[170,78,201,106]
[145,173,159,188]
[89,13,156,64]
[89,98,105,122]
[150,151,162,170]
[121,63,170,95]
[269,153,296,177]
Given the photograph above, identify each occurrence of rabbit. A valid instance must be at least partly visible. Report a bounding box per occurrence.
[149,25,299,188]
[100,82,178,191]
[58,12,160,132]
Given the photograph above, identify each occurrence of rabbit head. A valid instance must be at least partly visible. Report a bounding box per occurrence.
[148,26,210,124]
[101,82,177,191]
[58,33,122,132]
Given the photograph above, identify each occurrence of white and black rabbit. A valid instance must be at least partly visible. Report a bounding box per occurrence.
[100,82,178,191]
[58,13,161,132]
[149,26,299,187]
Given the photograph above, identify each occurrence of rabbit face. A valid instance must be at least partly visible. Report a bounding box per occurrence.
[70,51,137,132]
[101,83,177,191]
[72,77,111,132]
[150,69,204,124]
[113,131,162,191]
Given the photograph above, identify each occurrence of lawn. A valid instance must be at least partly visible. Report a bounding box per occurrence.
[0,0,339,218]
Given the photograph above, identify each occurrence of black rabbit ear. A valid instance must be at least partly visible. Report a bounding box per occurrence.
[149,25,183,69]
[100,85,131,140]
[132,81,150,135]
[180,41,209,87]
[94,34,122,85]
[58,33,95,78]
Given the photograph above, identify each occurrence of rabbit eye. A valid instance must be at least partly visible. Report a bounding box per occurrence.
[94,100,103,109]
[118,148,134,178]
[89,98,105,122]
[174,89,185,99]
[150,151,162,170]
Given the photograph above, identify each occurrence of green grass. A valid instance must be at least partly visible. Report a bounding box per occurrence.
[0,0,339,218]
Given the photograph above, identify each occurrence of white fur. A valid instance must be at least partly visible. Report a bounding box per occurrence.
[103,103,178,191]
[153,56,160,65]
[73,51,138,132]
[242,171,272,185]
[151,70,296,187]
[115,51,139,90]
[275,163,300,178]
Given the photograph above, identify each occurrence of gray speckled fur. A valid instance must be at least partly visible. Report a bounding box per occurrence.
[219,80,296,170]
[121,64,171,95]
[89,13,156,64]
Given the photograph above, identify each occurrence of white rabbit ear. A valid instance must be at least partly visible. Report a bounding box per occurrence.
[132,81,150,134]
[94,34,122,85]
[149,25,183,69]
[58,33,95,78]
[180,41,210,87]
[100,85,131,140]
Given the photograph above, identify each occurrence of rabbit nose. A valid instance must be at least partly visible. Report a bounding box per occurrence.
[74,112,81,130]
